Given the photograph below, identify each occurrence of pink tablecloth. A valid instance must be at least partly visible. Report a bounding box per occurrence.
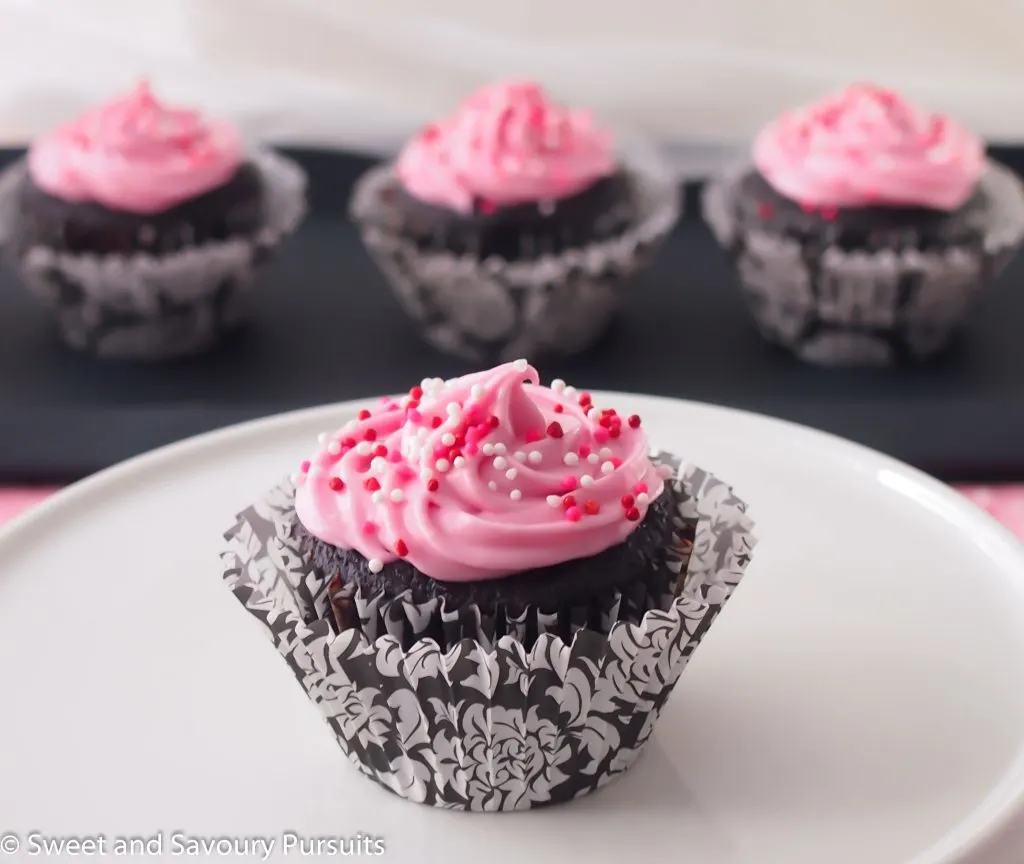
[2,484,1024,539]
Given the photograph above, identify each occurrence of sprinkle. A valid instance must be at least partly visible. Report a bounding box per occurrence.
[357,409,371,421]
[585,500,600,515]
[488,481,498,491]
[356,441,372,455]
[493,456,508,470]
[514,451,527,462]
[528,451,543,464]
[562,495,577,508]
[553,404,564,414]
[362,521,378,535]
[587,408,600,421]
[560,475,578,491]
[563,452,579,466]
[483,443,495,456]
[611,457,623,468]
[471,385,486,400]
[300,460,311,473]
[564,386,577,397]
[388,449,403,463]
[625,507,641,522]
[407,409,423,424]
[636,492,650,506]
[551,379,566,392]
[601,461,615,475]
[546,495,561,507]
[372,490,385,504]
[594,427,610,444]
[525,429,543,443]
[390,488,405,502]
[410,386,424,400]
[328,477,345,492]
[371,457,388,474]
[578,444,591,458]
[587,453,600,465]
[505,468,518,480]
[435,458,451,473]
[565,506,582,522]
[494,443,507,455]
[633,481,649,495]
[327,440,342,455]
[368,558,384,573]
[599,447,613,460]
[427,478,439,492]
[488,415,500,429]
[447,403,462,419]
[608,426,621,439]
[546,421,564,438]
[441,432,456,446]
[364,429,377,442]
[580,475,595,487]
[454,456,466,468]
[395,539,409,557]
[512,358,529,372]
[627,414,641,429]
[621,494,635,508]
[431,417,443,429]
[510,489,522,501]
[364,477,380,491]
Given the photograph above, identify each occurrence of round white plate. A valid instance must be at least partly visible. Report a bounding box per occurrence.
[1,395,1024,864]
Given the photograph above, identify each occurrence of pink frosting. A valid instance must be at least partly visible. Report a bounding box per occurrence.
[293,360,668,582]
[752,83,985,210]
[27,80,244,213]
[394,80,615,213]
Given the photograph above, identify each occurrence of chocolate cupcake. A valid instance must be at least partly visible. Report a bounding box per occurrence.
[222,360,758,811]
[350,81,680,363]
[702,83,1024,366]
[0,81,306,360]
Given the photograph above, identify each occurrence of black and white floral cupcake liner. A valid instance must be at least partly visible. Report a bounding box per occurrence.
[349,162,680,364]
[702,161,1024,366]
[0,148,307,361]
[220,452,756,811]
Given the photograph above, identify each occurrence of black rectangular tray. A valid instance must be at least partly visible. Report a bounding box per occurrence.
[1,146,1023,485]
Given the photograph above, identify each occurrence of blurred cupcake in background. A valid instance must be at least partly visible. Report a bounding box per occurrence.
[702,83,1024,366]
[0,80,307,361]
[350,80,680,363]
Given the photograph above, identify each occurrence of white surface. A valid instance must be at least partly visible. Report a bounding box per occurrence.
[0,1,1022,176]
[1,395,1024,864]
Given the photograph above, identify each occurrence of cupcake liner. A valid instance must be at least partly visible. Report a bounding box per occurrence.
[702,160,1024,366]
[349,160,680,364]
[0,148,307,361]
[220,453,756,811]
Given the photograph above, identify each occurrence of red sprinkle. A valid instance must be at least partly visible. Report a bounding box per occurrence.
[625,507,641,522]
[426,478,439,492]
[431,416,443,428]
[300,460,311,473]
[546,421,564,438]
[525,429,543,443]
[608,426,621,439]
[599,415,614,428]
[388,449,403,463]
[341,437,357,449]
[364,477,380,492]
[361,521,377,535]
[560,475,578,491]
[621,494,635,509]
[633,481,648,495]
[579,392,593,406]
[328,477,345,492]
[611,457,623,468]
[488,415,500,429]
[578,444,591,458]
[627,414,641,429]
[407,409,423,425]
[357,409,371,421]
[410,386,424,400]
[562,495,577,509]
[594,427,610,444]
[395,539,409,557]
[553,404,564,414]
[584,499,600,515]
[374,444,388,457]
[364,429,378,442]
[565,506,582,522]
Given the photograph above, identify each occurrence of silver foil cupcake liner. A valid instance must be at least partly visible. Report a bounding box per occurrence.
[0,148,307,361]
[702,160,1024,366]
[349,160,680,364]
[220,452,756,811]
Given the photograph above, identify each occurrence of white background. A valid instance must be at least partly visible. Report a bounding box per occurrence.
[0,0,1022,174]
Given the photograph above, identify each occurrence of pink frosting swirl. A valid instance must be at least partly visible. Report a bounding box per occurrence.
[27,80,244,213]
[394,80,615,213]
[752,83,985,210]
[293,360,669,582]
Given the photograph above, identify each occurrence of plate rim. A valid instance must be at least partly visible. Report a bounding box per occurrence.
[2,392,1023,864]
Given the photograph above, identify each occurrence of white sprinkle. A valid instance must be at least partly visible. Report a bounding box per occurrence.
[505,468,518,480]
[390,489,405,502]
[563,452,579,466]
[372,490,385,504]
[356,441,372,455]
[482,443,495,456]
[587,408,600,421]
[447,403,462,419]
[551,378,566,392]
[512,358,528,372]
[514,450,527,462]
[493,456,508,470]
[435,458,451,473]
[453,456,466,469]
[368,558,384,574]
[587,453,600,465]
[371,457,389,474]
[546,494,561,507]
[317,432,328,445]
[308,464,322,478]
[494,443,507,455]
[441,432,456,446]
[341,420,357,434]
[420,378,432,391]
[601,461,615,475]
[510,489,522,501]
[327,440,342,455]
[471,385,486,399]
[488,480,498,491]
[564,386,577,397]
[528,450,543,464]
[599,447,613,460]
[580,474,595,487]
[636,492,650,505]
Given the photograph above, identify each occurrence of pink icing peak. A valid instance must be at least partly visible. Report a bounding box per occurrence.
[394,79,615,213]
[27,79,244,213]
[752,82,985,210]
[293,361,666,582]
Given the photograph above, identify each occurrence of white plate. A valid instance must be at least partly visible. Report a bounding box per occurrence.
[1,394,1024,864]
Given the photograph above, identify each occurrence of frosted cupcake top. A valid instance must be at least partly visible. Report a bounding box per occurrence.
[293,360,669,582]
[394,80,615,213]
[752,83,985,211]
[27,80,244,214]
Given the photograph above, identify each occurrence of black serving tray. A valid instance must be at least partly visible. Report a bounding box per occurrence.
[1,145,1023,485]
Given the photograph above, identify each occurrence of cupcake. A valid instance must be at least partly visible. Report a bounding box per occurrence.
[702,83,1024,366]
[349,80,680,363]
[221,360,757,811]
[0,80,306,360]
